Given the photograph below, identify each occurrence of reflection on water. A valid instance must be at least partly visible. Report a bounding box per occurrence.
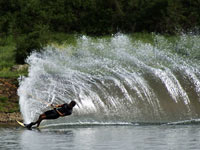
[1,125,200,150]
[0,127,21,150]
[20,129,74,150]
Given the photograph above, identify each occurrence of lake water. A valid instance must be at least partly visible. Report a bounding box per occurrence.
[1,124,200,150]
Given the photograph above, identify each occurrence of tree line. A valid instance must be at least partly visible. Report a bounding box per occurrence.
[0,0,200,63]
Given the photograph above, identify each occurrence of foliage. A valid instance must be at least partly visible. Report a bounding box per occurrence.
[0,36,15,69]
[0,0,200,63]
[0,67,28,78]
[1,0,200,35]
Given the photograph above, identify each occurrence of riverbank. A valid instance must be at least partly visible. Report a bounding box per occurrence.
[0,112,22,123]
[0,78,22,122]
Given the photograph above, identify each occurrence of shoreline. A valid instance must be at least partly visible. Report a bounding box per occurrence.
[0,78,22,123]
[0,112,22,123]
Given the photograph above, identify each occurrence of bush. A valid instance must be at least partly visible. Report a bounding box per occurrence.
[14,30,46,64]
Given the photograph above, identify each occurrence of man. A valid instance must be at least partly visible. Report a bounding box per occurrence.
[25,100,76,130]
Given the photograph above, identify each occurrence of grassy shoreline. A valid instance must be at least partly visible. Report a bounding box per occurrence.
[0,35,26,121]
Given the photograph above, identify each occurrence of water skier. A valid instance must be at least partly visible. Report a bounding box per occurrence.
[25,100,76,130]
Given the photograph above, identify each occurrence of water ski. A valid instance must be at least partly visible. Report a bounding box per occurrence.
[16,120,44,130]
[16,120,25,127]
[16,120,32,130]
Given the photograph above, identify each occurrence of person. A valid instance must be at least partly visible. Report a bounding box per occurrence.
[25,100,76,130]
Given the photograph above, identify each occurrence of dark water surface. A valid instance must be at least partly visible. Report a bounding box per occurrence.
[1,124,200,150]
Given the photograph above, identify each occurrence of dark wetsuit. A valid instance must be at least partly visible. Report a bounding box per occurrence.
[44,103,72,119]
